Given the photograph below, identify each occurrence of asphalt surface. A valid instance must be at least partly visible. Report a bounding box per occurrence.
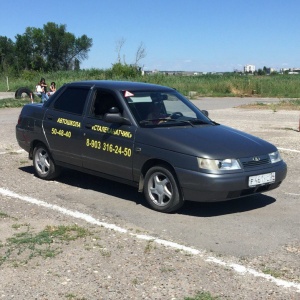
[0,91,282,108]
[191,96,282,110]
[1,98,298,256]
[0,96,299,298]
[0,92,15,99]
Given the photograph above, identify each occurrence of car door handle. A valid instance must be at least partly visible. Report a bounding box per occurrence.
[85,123,92,129]
[46,114,54,120]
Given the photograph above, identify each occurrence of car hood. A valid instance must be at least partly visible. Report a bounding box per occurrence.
[136,124,277,158]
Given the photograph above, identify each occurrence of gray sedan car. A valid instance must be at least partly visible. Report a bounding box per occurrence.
[16,81,287,212]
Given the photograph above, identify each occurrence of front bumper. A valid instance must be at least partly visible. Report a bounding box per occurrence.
[176,161,287,202]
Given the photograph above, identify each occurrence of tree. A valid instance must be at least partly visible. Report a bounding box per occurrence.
[43,22,93,70]
[110,62,141,78]
[115,37,126,63]
[70,34,93,68]
[43,22,68,70]
[263,66,268,73]
[134,42,146,66]
[15,33,33,71]
[256,68,266,76]
[13,22,93,72]
[0,36,16,73]
[113,39,146,77]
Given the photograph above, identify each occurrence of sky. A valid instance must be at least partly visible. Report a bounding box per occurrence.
[1,0,300,72]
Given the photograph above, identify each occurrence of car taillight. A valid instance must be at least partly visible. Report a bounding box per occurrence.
[17,115,22,125]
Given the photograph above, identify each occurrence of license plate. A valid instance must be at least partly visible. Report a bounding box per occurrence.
[248,172,275,187]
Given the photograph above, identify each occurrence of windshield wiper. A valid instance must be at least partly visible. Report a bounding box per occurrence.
[140,118,196,127]
[189,119,212,125]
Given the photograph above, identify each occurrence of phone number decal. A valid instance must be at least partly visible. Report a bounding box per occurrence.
[86,138,101,149]
[91,125,132,138]
[51,128,72,138]
[86,139,132,157]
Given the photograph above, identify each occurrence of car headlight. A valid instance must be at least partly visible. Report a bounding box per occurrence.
[197,158,241,171]
[269,151,282,163]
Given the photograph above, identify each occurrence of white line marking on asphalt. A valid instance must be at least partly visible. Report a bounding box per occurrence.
[0,187,299,293]
[278,147,300,153]
[0,187,126,233]
[284,192,300,196]
[206,257,300,291]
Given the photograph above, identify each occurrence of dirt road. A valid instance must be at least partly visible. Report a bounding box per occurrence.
[0,92,15,99]
[0,101,299,299]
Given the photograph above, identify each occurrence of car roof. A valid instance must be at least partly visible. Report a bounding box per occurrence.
[66,80,175,92]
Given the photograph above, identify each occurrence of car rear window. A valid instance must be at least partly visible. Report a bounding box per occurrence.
[53,87,90,115]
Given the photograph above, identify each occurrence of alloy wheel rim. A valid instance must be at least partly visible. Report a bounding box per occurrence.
[148,172,172,206]
[35,148,50,175]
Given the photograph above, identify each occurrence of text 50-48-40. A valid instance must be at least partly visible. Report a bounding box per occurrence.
[51,128,72,138]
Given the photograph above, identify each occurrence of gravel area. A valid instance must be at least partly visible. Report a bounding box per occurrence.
[0,189,299,300]
[0,104,299,299]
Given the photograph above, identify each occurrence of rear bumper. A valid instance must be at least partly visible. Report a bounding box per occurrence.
[176,162,287,202]
[16,127,31,153]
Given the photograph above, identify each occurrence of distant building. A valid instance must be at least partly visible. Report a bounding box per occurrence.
[280,68,300,74]
[287,69,300,74]
[265,67,276,74]
[244,64,256,73]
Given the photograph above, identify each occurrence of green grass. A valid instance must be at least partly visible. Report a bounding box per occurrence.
[239,99,300,110]
[0,224,91,266]
[2,95,299,111]
[262,268,282,278]
[184,291,219,300]
[2,70,300,98]
[0,212,10,218]
[0,98,32,108]
[144,240,155,253]
[65,294,87,300]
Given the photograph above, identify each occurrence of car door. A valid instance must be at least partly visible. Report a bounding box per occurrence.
[43,86,91,166]
[81,89,136,181]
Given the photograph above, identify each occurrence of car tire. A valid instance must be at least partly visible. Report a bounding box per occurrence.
[144,165,184,213]
[15,87,34,99]
[33,143,61,180]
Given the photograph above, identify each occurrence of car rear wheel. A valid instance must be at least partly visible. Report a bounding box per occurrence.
[33,144,61,180]
[144,165,184,213]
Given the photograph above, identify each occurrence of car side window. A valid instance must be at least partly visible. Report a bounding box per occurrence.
[53,87,90,115]
[90,90,122,119]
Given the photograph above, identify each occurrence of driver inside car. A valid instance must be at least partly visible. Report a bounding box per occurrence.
[147,100,168,122]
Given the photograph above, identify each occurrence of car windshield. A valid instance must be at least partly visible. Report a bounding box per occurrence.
[123,90,214,127]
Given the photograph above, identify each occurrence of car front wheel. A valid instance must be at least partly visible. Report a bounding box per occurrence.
[144,165,183,213]
[33,144,61,180]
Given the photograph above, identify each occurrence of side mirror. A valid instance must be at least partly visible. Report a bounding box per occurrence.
[202,110,209,117]
[103,108,131,125]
